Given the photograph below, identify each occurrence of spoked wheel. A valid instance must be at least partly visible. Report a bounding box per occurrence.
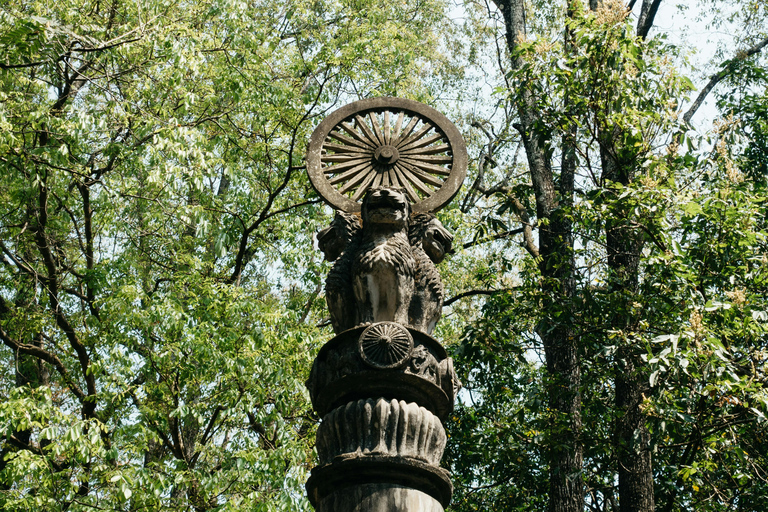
[307,97,467,213]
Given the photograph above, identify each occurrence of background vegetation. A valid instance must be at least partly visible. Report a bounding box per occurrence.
[1,1,766,511]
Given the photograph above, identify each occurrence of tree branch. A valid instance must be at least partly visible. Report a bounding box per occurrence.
[683,36,768,124]
[636,0,663,40]
[228,78,328,285]
[34,184,98,418]
[510,196,540,258]
[444,288,512,307]
[7,434,66,472]
[463,227,525,250]
[0,322,87,403]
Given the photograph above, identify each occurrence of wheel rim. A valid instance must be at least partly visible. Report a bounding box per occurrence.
[307,97,467,213]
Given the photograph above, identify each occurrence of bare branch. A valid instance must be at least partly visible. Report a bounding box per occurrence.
[463,227,526,250]
[684,36,768,124]
[444,288,513,307]
[636,0,663,40]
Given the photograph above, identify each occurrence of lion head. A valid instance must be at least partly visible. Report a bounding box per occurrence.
[361,187,410,230]
[409,213,453,264]
[316,211,361,262]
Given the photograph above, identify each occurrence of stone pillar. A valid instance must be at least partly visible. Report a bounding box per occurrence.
[303,97,467,511]
[306,323,458,511]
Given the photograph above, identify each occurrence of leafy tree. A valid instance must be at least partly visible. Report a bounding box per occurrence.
[0,1,462,510]
[3,2,766,512]
[444,1,768,512]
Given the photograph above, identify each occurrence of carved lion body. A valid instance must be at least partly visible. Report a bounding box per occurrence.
[352,188,415,326]
[409,213,453,333]
[317,211,362,333]
[317,187,452,335]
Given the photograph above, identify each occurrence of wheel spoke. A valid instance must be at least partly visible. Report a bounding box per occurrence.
[393,112,404,141]
[401,143,451,156]
[383,111,391,144]
[399,160,444,187]
[328,162,372,185]
[393,167,420,202]
[410,160,452,176]
[403,154,453,165]
[372,171,384,189]
[388,168,401,189]
[340,122,376,149]
[354,115,380,147]
[396,122,432,150]
[351,171,378,201]
[399,132,444,152]
[328,130,374,151]
[392,345,408,357]
[339,168,375,194]
[396,163,435,196]
[393,116,421,146]
[321,153,368,164]
[324,142,369,155]
[369,112,385,145]
[322,157,370,174]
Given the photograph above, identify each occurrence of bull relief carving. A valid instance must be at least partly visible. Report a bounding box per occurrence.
[304,97,467,512]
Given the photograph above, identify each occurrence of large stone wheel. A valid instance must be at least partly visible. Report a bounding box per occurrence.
[307,97,467,213]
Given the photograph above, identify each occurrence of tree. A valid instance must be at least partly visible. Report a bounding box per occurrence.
[3,1,765,511]
[444,1,768,512]
[0,1,462,510]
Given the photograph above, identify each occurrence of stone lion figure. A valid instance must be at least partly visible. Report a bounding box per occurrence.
[317,187,452,335]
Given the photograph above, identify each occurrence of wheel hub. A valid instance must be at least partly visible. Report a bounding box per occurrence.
[374,145,400,165]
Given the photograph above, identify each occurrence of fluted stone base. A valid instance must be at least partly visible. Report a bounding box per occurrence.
[306,456,452,509]
[316,483,444,512]
[317,398,446,466]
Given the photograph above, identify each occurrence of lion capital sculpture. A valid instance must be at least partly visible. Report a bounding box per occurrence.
[317,187,453,335]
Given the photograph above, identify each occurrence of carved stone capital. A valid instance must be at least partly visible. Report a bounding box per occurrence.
[306,324,460,420]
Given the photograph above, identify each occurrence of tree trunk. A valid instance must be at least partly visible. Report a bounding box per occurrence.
[594,2,662,508]
[602,141,655,512]
[493,2,583,511]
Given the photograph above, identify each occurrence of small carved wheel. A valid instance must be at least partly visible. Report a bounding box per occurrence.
[307,97,468,213]
[358,322,414,370]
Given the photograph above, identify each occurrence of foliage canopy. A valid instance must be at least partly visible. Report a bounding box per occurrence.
[0,0,460,510]
[1,1,767,512]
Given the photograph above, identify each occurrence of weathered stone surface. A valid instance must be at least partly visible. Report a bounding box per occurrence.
[408,213,452,334]
[318,211,362,334]
[353,188,415,327]
[317,398,447,466]
[317,188,453,336]
[316,483,444,512]
[358,322,414,370]
[305,325,459,420]
[305,97,468,215]
[305,99,467,512]
[306,456,452,510]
